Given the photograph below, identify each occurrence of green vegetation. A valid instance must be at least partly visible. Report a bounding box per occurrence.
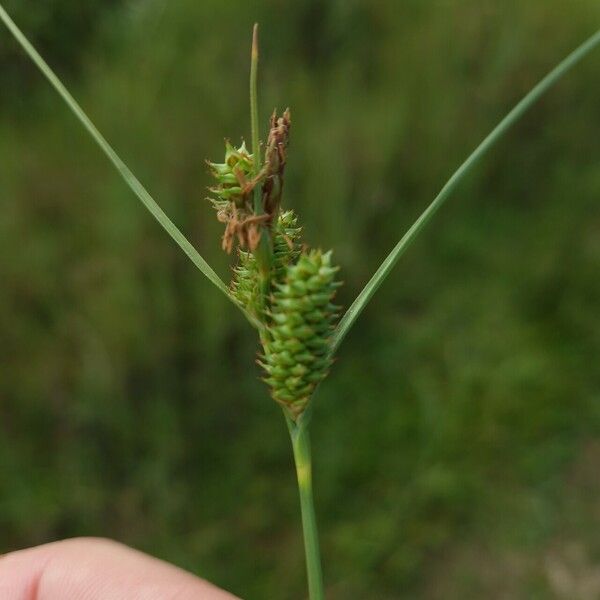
[1,2,599,598]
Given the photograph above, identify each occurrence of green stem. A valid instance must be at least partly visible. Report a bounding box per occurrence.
[250,23,262,185]
[288,418,324,600]
[249,23,272,304]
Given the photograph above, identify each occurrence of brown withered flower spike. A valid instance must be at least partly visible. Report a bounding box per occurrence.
[262,108,291,218]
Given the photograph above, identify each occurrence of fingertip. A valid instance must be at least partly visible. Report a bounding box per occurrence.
[0,538,240,600]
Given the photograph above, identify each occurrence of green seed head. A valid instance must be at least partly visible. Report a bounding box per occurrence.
[231,210,302,319]
[207,140,254,207]
[261,249,341,419]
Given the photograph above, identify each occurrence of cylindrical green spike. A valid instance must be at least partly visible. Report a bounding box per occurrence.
[261,249,341,419]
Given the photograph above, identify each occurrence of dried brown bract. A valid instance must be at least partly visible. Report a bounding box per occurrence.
[262,108,291,218]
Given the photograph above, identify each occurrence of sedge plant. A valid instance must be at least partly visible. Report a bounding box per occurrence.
[1,6,599,598]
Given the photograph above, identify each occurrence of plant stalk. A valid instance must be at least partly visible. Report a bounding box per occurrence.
[250,23,262,183]
[288,419,324,600]
[249,23,273,310]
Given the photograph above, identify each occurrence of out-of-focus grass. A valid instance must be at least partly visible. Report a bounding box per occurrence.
[1,1,599,598]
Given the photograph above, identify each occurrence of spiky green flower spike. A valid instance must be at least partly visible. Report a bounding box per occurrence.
[261,250,341,420]
[231,210,302,320]
[208,140,254,207]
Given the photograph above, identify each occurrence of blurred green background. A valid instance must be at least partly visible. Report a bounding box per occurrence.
[1,1,599,598]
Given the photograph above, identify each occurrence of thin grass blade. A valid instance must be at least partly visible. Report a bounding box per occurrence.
[0,5,252,316]
[331,29,600,354]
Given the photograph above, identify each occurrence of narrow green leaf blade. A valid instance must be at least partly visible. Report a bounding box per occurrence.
[0,5,242,310]
[331,29,600,354]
